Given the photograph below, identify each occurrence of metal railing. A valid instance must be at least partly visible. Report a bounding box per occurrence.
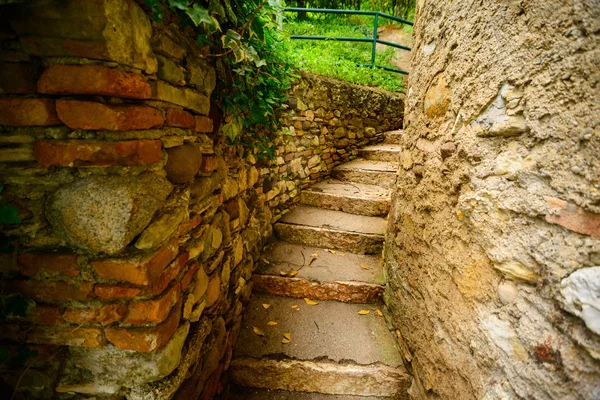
[283,7,413,75]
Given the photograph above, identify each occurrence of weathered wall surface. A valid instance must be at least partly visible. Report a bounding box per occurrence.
[266,71,404,222]
[384,0,600,399]
[0,1,404,398]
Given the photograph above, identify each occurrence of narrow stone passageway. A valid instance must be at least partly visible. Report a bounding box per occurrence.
[228,131,410,399]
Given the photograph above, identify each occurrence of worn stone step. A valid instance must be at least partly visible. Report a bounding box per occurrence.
[230,293,409,398]
[359,144,402,162]
[253,241,384,303]
[228,385,399,399]
[300,179,390,217]
[332,159,398,189]
[274,206,386,254]
[383,130,403,144]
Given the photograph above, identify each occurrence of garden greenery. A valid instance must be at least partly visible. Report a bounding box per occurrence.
[144,0,297,154]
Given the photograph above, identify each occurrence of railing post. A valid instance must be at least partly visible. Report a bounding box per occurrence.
[371,12,379,67]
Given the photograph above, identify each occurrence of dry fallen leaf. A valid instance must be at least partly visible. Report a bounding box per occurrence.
[262,258,270,264]
[376,309,383,317]
[262,303,271,310]
[358,310,370,315]
[338,253,345,257]
[289,270,299,277]
[291,305,299,309]
[253,326,265,336]
[267,321,278,326]
[311,251,319,257]
[304,298,319,305]
[282,337,291,344]
[279,270,288,276]
[283,332,291,340]
[360,264,370,270]
[308,257,317,266]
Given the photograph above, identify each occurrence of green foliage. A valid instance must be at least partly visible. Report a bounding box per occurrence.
[1,294,35,322]
[282,18,404,91]
[145,0,296,157]
[286,0,416,20]
[0,186,21,224]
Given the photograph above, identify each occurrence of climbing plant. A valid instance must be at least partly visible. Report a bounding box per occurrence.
[143,0,297,155]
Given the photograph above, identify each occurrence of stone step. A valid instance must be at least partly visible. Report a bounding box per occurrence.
[359,144,402,162]
[253,241,384,303]
[274,206,386,254]
[332,159,398,189]
[383,130,403,144]
[228,385,398,399]
[300,179,390,217]
[230,293,409,398]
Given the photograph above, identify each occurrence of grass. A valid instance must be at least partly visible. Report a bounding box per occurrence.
[280,16,406,92]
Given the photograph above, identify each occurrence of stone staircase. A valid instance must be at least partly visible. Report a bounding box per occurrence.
[228,131,410,399]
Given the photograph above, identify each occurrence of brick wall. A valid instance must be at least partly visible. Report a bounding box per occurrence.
[0,1,404,399]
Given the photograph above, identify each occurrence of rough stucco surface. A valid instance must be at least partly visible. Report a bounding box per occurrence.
[384,0,600,399]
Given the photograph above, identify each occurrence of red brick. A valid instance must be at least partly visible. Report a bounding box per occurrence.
[26,305,64,325]
[180,261,199,290]
[0,62,37,94]
[94,284,142,300]
[18,253,79,277]
[0,324,105,347]
[125,283,181,324]
[0,98,60,126]
[105,301,182,352]
[64,304,126,326]
[199,155,218,173]
[55,100,164,130]
[6,280,94,302]
[545,197,600,239]
[33,140,162,167]
[37,64,151,99]
[178,215,202,236]
[91,238,178,286]
[194,116,213,133]
[165,108,194,128]
[141,251,189,296]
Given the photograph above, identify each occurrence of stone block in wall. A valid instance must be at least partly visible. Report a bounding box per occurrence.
[157,54,185,85]
[8,0,157,74]
[46,173,172,254]
[37,64,152,99]
[91,238,179,285]
[0,98,60,126]
[165,144,203,183]
[105,301,182,352]
[17,252,79,278]
[125,283,181,324]
[57,323,190,395]
[152,80,210,115]
[55,100,164,130]
[34,139,163,167]
[166,108,195,129]
[186,57,216,96]
[5,280,94,302]
[195,116,213,133]
[0,324,105,348]
[63,303,127,326]
[135,207,187,250]
[0,61,37,93]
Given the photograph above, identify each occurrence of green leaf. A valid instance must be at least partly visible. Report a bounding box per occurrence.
[250,17,266,42]
[222,29,241,49]
[186,4,213,27]
[233,46,245,63]
[1,294,35,320]
[167,0,188,10]
[0,204,20,224]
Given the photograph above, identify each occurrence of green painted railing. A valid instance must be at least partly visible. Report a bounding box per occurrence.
[283,7,413,75]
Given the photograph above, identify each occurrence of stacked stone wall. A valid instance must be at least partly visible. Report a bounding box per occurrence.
[0,1,404,398]
[383,0,600,399]
[262,71,404,222]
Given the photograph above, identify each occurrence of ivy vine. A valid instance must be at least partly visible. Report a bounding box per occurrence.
[143,0,298,158]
